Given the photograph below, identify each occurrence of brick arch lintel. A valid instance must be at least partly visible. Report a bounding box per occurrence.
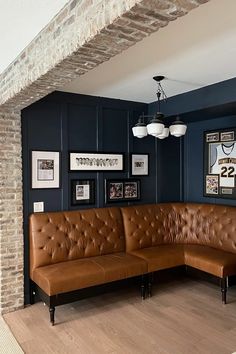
[0,0,209,111]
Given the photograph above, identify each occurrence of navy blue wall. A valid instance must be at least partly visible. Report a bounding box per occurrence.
[148,102,184,202]
[22,91,157,303]
[149,77,236,205]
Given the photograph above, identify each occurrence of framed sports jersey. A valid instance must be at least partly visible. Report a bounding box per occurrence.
[204,128,236,198]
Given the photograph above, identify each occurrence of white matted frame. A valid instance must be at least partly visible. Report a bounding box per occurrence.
[69,152,124,171]
[31,150,60,189]
[131,154,149,176]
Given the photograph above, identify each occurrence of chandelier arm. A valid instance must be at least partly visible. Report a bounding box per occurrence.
[156,91,161,112]
[160,85,168,100]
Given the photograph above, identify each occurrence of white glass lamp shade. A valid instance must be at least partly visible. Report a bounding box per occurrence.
[157,127,169,139]
[132,124,147,138]
[169,120,187,137]
[147,119,164,137]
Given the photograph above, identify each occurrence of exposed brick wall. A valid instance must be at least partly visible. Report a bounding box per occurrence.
[0,0,209,313]
[0,110,24,313]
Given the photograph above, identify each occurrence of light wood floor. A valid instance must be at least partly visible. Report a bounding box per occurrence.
[4,277,236,354]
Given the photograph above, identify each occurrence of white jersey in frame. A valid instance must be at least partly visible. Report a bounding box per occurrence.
[211,143,236,187]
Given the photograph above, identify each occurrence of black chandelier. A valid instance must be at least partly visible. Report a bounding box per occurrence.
[132,76,187,139]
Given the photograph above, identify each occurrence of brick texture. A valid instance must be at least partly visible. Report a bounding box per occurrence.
[0,0,209,313]
[0,109,24,314]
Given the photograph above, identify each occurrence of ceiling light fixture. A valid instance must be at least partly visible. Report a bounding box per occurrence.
[132,76,187,139]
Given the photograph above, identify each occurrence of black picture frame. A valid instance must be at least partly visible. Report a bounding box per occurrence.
[71,179,95,205]
[204,127,236,199]
[69,151,124,172]
[105,179,141,203]
[130,153,149,176]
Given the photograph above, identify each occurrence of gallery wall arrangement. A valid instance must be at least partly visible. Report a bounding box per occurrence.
[30,149,149,206]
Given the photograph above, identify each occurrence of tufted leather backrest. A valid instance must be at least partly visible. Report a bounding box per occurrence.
[121,203,236,254]
[29,207,124,274]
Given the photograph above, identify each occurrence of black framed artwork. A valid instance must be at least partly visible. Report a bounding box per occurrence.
[204,128,236,198]
[131,153,149,176]
[71,179,95,205]
[69,152,124,171]
[105,179,141,203]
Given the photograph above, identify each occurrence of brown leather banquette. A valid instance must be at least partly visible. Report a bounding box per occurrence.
[29,202,236,325]
[121,203,236,300]
[29,207,147,325]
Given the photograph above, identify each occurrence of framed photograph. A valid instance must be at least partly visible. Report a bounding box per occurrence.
[204,128,236,198]
[69,152,124,171]
[71,179,95,205]
[31,151,60,189]
[105,179,140,203]
[206,132,219,142]
[205,175,219,195]
[131,154,149,176]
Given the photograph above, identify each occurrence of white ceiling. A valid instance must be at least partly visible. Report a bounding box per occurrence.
[61,0,236,103]
[0,0,69,74]
[1,0,236,103]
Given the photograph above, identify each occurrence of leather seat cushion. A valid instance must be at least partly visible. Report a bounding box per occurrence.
[32,252,147,296]
[129,244,185,272]
[184,244,236,278]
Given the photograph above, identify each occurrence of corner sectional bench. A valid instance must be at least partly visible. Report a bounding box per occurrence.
[29,202,236,325]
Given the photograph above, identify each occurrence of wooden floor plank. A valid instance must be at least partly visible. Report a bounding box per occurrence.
[4,277,236,354]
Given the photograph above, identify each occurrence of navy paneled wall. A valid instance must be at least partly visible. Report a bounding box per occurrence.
[22,91,156,303]
[148,77,236,204]
[22,92,156,214]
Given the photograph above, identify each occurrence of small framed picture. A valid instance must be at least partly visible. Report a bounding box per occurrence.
[131,154,149,176]
[205,175,218,195]
[71,179,95,205]
[31,151,60,189]
[221,131,234,142]
[206,132,219,142]
[105,179,140,203]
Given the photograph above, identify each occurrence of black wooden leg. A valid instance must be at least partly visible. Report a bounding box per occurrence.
[141,275,146,300]
[148,273,153,297]
[49,307,55,326]
[221,278,227,304]
[29,280,36,305]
